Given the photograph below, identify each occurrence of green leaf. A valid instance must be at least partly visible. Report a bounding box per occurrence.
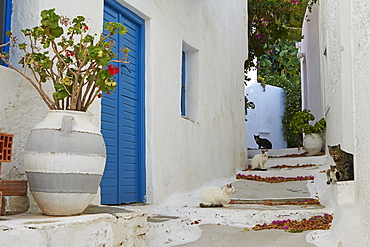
[18,43,27,50]
[53,90,69,100]
[50,27,63,37]
[54,83,65,90]
[118,26,128,35]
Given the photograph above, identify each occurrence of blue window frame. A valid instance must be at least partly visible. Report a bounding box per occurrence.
[0,0,12,65]
[181,51,186,116]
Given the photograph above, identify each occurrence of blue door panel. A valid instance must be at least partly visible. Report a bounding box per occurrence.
[101,0,145,204]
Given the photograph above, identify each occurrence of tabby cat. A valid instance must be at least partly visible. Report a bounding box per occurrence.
[328,144,354,181]
[254,135,272,149]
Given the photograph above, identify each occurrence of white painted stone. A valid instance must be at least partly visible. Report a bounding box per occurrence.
[2,196,29,215]
[0,207,148,247]
[330,181,355,205]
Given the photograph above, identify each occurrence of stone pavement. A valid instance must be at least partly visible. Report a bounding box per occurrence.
[125,151,342,246]
[178,225,315,247]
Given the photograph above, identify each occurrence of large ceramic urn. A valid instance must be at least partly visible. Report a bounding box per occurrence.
[24,110,106,216]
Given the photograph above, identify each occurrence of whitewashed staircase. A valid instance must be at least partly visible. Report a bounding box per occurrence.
[133,148,344,246]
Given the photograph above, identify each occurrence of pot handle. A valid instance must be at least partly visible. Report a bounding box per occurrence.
[61,115,74,135]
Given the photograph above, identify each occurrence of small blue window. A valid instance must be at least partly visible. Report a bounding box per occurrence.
[181,51,186,116]
[181,42,199,120]
[0,0,12,66]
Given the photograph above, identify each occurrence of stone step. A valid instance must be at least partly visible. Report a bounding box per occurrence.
[144,203,330,246]
[265,155,328,167]
[248,148,306,158]
[139,174,330,245]
[131,157,334,246]
[232,180,313,201]
[246,156,328,172]
[0,205,148,247]
[146,215,201,246]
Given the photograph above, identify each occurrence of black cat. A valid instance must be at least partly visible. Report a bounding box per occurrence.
[254,135,272,149]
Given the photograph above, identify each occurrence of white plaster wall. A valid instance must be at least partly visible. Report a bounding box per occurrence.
[306,0,370,243]
[245,82,286,149]
[300,4,323,120]
[318,0,343,148]
[350,0,370,244]
[315,0,355,153]
[116,0,248,203]
[1,0,248,205]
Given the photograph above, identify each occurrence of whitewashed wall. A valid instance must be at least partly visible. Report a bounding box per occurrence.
[117,0,248,203]
[245,81,286,150]
[0,0,248,205]
[302,2,356,153]
[300,4,323,120]
[350,0,370,244]
[316,0,354,151]
[303,0,370,244]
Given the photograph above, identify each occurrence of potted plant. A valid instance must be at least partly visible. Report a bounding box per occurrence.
[290,109,326,155]
[0,9,129,215]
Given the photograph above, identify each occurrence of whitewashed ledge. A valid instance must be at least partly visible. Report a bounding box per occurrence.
[330,180,355,205]
[0,205,148,247]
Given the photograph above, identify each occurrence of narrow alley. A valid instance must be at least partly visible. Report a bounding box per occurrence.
[125,148,363,247]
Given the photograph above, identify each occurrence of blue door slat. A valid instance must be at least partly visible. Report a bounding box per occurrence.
[101,0,145,204]
[122,149,137,157]
[122,142,136,149]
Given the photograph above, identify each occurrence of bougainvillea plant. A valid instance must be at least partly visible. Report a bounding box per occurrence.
[0,8,129,111]
[231,198,321,206]
[252,213,333,233]
[246,0,318,70]
[270,163,317,169]
[236,173,314,183]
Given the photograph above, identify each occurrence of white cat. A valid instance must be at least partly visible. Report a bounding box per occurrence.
[250,149,268,170]
[326,165,339,184]
[199,183,235,207]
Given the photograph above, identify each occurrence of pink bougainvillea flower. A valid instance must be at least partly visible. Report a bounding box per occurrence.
[236,173,314,183]
[107,64,119,75]
[253,214,333,232]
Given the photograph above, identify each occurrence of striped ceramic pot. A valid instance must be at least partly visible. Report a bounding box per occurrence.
[24,110,106,216]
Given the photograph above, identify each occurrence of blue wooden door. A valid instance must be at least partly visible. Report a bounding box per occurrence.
[101,0,145,204]
[0,0,12,66]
